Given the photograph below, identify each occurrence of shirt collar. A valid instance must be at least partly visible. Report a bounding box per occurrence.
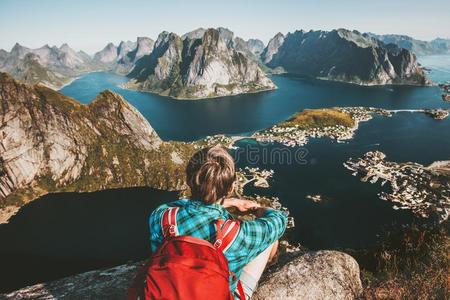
[184,199,231,217]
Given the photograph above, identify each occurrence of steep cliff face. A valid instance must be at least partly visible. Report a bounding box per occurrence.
[261,33,285,64]
[126,28,275,99]
[263,29,428,85]
[0,73,191,210]
[127,37,155,62]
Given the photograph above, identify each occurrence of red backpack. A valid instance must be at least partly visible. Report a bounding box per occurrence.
[128,207,246,300]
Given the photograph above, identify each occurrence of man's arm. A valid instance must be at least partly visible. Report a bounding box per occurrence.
[239,207,288,262]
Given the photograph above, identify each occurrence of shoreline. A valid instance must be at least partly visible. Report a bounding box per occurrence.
[201,107,449,150]
[0,206,20,224]
[120,83,278,101]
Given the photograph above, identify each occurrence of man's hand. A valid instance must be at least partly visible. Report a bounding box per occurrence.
[223,198,260,212]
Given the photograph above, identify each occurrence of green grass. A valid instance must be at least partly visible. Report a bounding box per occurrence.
[282,108,355,129]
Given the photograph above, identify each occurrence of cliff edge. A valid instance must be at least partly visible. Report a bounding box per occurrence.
[0,250,362,300]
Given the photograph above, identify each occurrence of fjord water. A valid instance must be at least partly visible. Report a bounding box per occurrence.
[1,57,449,292]
[418,55,450,84]
[61,71,448,141]
[58,61,450,248]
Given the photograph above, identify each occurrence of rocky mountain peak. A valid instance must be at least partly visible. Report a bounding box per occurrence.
[10,43,28,57]
[155,31,180,48]
[60,43,71,51]
[202,28,228,52]
[261,32,285,64]
[125,29,275,99]
[0,74,166,207]
[133,37,154,60]
[246,39,265,55]
[182,27,206,40]
[216,27,234,46]
[93,43,119,63]
[262,28,428,85]
[117,41,135,60]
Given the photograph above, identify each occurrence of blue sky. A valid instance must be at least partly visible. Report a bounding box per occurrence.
[1,0,449,53]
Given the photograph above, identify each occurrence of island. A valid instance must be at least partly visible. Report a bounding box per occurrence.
[344,151,450,223]
[123,28,275,99]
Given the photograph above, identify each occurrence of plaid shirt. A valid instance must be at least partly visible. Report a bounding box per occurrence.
[149,199,288,291]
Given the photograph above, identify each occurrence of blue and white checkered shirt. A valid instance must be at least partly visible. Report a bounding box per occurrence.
[149,199,288,291]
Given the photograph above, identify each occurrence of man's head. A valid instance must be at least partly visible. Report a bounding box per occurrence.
[186,145,236,204]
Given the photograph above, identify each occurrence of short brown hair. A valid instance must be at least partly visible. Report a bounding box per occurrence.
[186,145,236,204]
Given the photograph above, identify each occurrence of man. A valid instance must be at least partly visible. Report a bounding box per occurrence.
[149,145,287,298]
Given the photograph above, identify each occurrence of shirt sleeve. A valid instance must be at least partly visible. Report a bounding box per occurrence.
[239,208,288,263]
[149,199,189,252]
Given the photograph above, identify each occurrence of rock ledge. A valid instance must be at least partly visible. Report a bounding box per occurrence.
[1,250,362,300]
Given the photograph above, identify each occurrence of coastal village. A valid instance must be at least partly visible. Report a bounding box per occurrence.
[344,151,450,223]
[198,106,448,151]
[250,106,448,148]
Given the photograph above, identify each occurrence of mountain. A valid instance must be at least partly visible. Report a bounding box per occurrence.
[93,42,118,63]
[117,37,154,74]
[94,38,153,74]
[125,28,275,99]
[128,37,155,62]
[7,53,70,89]
[7,43,92,74]
[246,39,265,55]
[183,27,264,56]
[117,41,136,60]
[233,37,265,56]
[430,38,450,54]
[0,73,192,209]
[365,33,450,55]
[261,33,285,64]
[182,27,207,40]
[263,29,428,85]
[0,49,9,66]
[0,43,95,88]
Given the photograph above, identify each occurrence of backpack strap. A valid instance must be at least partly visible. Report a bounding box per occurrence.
[215,219,245,300]
[161,207,179,238]
[236,281,246,300]
[214,219,240,253]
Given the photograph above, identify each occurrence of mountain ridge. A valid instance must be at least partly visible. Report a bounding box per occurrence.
[262,29,428,86]
[0,27,436,93]
[124,28,275,99]
[0,73,193,211]
[364,33,450,55]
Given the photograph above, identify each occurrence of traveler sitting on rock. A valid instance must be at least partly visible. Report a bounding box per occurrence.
[140,145,287,299]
